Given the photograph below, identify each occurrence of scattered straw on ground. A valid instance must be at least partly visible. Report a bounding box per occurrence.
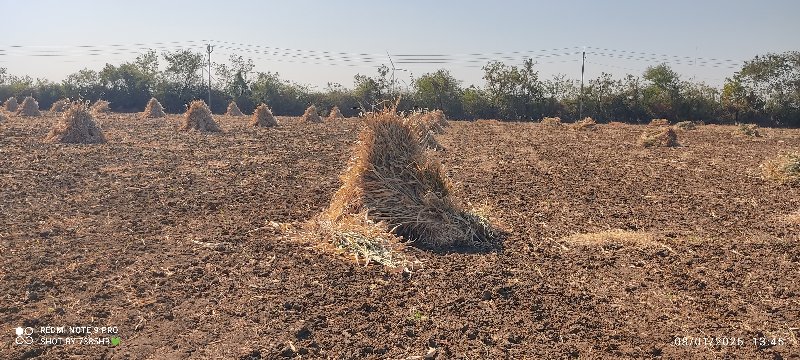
[181,100,220,132]
[226,101,244,116]
[90,100,111,115]
[639,127,678,147]
[302,105,323,123]
[4,97,18,112]
[327,106,344,121]
[734,123,761,137]
[649,118,670,126]
[781,210,800,225]
[16,96,41,117]
[569,117,596,131]
[50,98,70,112]
[320,111,496,252]
[251,103,278,127]
[761,153,800,185]
[142,97,166,118]
[563,229,658,247]
[45,101,106,144]
[540,117,562,126]
[674,121,697,130]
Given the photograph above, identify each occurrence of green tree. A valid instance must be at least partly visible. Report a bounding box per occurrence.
[735,51,800,126]
[482,59,544,120]
[413,69,464,117]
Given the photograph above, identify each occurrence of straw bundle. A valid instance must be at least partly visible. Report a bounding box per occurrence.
[4,97,18,112]
[674,121,696,130]
[761,153,800,185]
[45,101,106,144]
[250,103,278,127]
[639,127,678,147]
[226,101,244,116]
[90,100,111,115]
[301,105,323,123]
[734,123,761,137]
[142,97,166,118]
[327,106,344,121]
[16,96,41,116]
[569,117,596,131]
[540,117,562,126]
[322,111,494,250]
[50,98,70,112]
[649,118,670,126]
[404,116,444,151]
[181,100,220,132]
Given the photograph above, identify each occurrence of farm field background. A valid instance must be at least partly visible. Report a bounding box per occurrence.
[1,112,799,358]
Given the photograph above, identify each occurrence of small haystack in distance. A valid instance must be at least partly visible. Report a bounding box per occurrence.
[321,111,495,251]
[251,103,278,127]
[301,105,323,123]
[639,127,678,147]
[90,100,111,115]
[50,98,70,112]
[674,121,696,130]
[4,97,18,112]
[734,123,761,137]
[540,117,562,126]
[649,118,670,126]
[181,100,220,132]
[761,153,800,185]
[143,97,166,118]
[225,101,244,116]
[327,106,344,121]
[16,96,41,117]
[569,117,596,131]
[45,101,106,144]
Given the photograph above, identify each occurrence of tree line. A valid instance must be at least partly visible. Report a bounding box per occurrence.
[0,50,797,127]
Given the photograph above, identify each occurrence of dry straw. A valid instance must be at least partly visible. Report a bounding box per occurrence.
[182,100,220,132]
[761,153,800,185]
[16,96,41,116]
[404,115,444,151]
[142,97,166,118]
[90,100,111,115]
[251,103,278,127]
[50,98,70,112]
[569,117,596,131]
[327,106,344,121]
[640,127,678,147]
[321,110,495,251]
[673,121,696,130]
[0,112,7,122]
[226,101,244,116]
[540,117,562,126]
[649,118,670,126]
[734,123,761,137]
[302,105,323,123]
[45,101,106,144]
[4,97,18,112]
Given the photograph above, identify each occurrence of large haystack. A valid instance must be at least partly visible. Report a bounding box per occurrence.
[181,100,220,132]
[639,127,678,147]
[327,106,344,121]
[301,105,323,123]
[90,100,111,115]
[16,96,41,117]
[50,98,70,112]
[321,111,494,250]
[45,101,106,144]
[142,97,166,118]
[4,97,18,112]
[250,103,278,127]
[404,116,444,151]
[226,101,244,116]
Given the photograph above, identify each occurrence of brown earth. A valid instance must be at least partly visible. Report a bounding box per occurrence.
[1,112,799,359]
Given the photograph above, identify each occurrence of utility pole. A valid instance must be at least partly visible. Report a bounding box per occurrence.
[206,44,214,106]
[579,47,586,120]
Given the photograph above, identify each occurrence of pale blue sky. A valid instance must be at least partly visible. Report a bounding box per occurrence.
[1,0,798,89]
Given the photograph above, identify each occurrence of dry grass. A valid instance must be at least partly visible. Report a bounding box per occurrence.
[181,100,220,132]
[321,111,495,251]
[90,100,111,116]
[734,123,761,137]
[0,112,7,122]
[563,229,657,247]
[45,101,106,144]
[142,98,166,118]
[608,121,626,126]
[540,117,562,126]
[761,153,800,185]
[569,117,596,131]
[225,101,244,116]
[250,103,278,127]
[327,106,344,121]
[16,96,41,117]
[50,98,70,112]
[782,210,800,225]
[673,121,697,130]
[639,127,678,147]
[4,97,18,112]
[649,118,670,126]
[302,105,323,123]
